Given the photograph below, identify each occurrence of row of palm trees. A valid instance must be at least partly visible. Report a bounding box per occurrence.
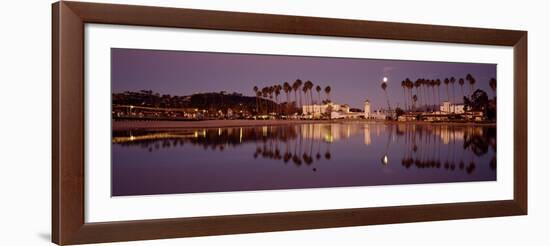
[253,79,332,116]
[394,74,480,111]
[381,73,486,112]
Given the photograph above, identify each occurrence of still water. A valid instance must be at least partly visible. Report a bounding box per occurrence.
[112,122,496,196]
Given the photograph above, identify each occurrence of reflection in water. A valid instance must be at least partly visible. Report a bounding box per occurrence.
[112,122,496,196]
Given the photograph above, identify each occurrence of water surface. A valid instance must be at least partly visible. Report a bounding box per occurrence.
[112,122,496,196]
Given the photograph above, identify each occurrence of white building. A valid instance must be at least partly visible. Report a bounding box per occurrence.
[440,101,465,114]
[364,100,371,118]
[370,110,388,120]
[302,102,350,118]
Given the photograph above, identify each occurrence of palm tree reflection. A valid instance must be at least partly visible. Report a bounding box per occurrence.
[113,123,496,174]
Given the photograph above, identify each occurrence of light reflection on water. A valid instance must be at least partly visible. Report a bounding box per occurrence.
[112,122,496,196]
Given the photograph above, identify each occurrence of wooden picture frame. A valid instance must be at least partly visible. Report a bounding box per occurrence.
[52,1,527,245]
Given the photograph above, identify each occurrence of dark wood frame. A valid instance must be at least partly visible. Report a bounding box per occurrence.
[52,1,527,245]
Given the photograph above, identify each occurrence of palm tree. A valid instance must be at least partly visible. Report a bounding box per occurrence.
[422,79,429,110]
[401,80,408,111]
[296,79,303,109]
[268,86,274,114]
[304,80,314,113]
[292,79,302,113]
[256,91,263,114]
[274,85,281,116]
[381,82,391,112]
[283,82,291,115]
[261,87,269,114]
[412,94,418,110]
[324,86,331,102]
[302,85,308,115]
[489,77,497,92]
[430,79,437,112]
[414,79,421,111]
[444,78,450,104]
[489,77,497,99]
[450,77,456,113]
[435,79,441,109]
[466,73,476,96]
[458,78,464,100]
[406,78,414,111]
[316,85,322,104]
[252,86,258,114]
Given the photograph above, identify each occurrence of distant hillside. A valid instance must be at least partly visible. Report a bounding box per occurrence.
[112,90,279,113]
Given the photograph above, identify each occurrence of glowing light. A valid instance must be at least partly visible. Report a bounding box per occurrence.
[382,155,389,165]
[383,77,388,82]
[239,128,243,143]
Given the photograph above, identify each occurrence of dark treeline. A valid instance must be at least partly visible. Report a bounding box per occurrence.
[112,90,278,114]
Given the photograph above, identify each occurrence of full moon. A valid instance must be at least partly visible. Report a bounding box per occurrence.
[383,77,388,82]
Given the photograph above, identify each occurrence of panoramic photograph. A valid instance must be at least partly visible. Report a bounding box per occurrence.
[111,48,497,196]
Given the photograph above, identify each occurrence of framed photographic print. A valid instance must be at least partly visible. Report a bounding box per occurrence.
[52,1,527,245]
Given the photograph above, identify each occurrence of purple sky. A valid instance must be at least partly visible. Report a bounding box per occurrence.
[112,48,496,110]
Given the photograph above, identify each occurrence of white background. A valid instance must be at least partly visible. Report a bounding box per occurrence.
[0,0,547,245]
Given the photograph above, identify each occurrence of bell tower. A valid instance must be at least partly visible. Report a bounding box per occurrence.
[364,100,371,119]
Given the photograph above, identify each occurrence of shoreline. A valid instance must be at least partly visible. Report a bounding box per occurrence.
[112,119,496,131]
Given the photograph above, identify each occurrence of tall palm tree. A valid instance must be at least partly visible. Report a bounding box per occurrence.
[381,82,391,112]
[268,86,274,114]
[401,80,408,111]
[324,86,331,102]
[283,82,291,115]
[458,78,465,102]
[430,79,437,112]
[315,85,322,105]
[256,91,263,114]
[406,78,414,111]
[261,87,269,114]
[435,79,441,109]
[489,77,497,99]
[412,94,418,110]
[414,79,421,111]
[450,77,456,113]
[489,77,497,93]
[296,79,303,109]
[292,79,302,113]
[466,73,476,96]
[252,86,258,114]
[304,80,314,113]
[302,85,308,114]
[444,78,450,105]
[422,79,429,110]
[274,85,281,116]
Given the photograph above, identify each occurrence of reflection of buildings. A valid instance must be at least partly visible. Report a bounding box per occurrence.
[438,126,465,144]
[363,124,371,145]
[114,123,495,174]
[299,123,364,143]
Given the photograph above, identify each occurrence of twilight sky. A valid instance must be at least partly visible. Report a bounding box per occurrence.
[112,48,496,110]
